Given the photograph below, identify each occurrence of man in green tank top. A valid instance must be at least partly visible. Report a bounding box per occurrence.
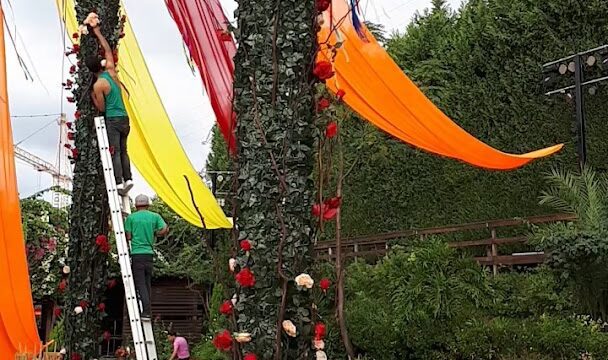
[85,23,133,195]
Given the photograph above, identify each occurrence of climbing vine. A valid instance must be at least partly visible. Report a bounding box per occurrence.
[63,1,122,358]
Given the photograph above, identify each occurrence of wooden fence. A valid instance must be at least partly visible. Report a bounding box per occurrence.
[314,213,576,274]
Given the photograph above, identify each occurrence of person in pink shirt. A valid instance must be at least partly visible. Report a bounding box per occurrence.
[168,330,190,360]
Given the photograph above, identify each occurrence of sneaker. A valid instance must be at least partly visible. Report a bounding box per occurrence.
[123,180,134,194]
[116,182,125,195]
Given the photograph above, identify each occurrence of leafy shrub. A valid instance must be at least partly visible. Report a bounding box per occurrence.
[344,239,608,359]
[346,239,490,359]
[489,268,573,318]
[531,168,608,318]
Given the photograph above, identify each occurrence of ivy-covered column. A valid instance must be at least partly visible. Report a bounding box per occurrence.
[63,1,121,358]
[231,0,317,358]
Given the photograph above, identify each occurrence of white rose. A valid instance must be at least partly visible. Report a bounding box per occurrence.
[231,294,237,306]
[295,274,314,289]
[62,265,70,274]
[234,332,252,343]
[316,350,327,360]
[78,24,89,35]
[317,14,325,26]
[60,348,67,355]
[313,339,325,350]
[229,258,237,272]
[282,320,297,337]
[74,306,83,314]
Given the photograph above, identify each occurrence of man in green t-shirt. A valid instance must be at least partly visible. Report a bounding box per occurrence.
[125,194,168,319]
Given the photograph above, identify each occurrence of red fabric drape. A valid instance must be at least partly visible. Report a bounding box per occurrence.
[165,0,237,152]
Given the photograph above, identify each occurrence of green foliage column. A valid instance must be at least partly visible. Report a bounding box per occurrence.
[64,1,121,357]
[232,0,317,357]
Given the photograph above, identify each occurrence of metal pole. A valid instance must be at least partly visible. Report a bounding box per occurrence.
[209,173,218,249]
[574,54,587,169]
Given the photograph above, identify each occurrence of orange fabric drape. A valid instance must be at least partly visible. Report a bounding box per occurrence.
[0,7,42,357]
[317,0,563,169]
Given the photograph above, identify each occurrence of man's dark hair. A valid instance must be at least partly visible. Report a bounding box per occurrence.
[85,55,102,74]
[167,330,177,337]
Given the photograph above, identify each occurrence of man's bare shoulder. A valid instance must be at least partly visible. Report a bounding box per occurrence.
[94,77,110,90]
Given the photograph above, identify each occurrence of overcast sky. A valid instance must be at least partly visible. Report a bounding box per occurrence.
[6,0,462,201]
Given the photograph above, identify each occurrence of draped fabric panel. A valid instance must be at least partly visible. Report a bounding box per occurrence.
[0,8,42,356]
[165,0,237,153]
[316,0,563,169]
[56,0,232,229]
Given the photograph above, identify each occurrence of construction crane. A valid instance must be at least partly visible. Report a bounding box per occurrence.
[13,114,73,208]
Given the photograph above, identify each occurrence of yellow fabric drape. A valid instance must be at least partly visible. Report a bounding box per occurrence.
[56,0,232,228]
[0,8,42,356]
[318,1,563,169]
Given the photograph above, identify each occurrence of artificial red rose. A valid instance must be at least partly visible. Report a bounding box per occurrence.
[58,279,67,293]
[325,121,338,138]
[98,303,106,312]
[316,0,331,12]
[319,278,331,291]
[314,322,327,340]
[71,353,82,360]
[103,330,112,342]
[107,279,118,289]
[324,196,341,209]
[66,121,73,129]
[240,239,252,252]
[218,30,232,41]
[72,44,80,53]
[64,143,72,149]
[79,300,89,309]
[109,146,115,155]
[119,32,125,39]
[317,98,331,112]
[54,307,62,317]
[219,300,233,316]
[67,96,76,103]
[67,132,75,140]
[212,330,232,351]
[312,203,322,217]
[312,203,330,217]
[322,207,337,221]
[99,243,111,253]
[96,234,107,246]
[69,65,77,74]
[66,79,74,87]
[72,32,79,39]
[313,61,334,80]
[235,268,256,288]
[336,89,346,101]
[244,354,258,360]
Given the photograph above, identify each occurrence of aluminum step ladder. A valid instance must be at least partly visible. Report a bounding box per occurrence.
[95,116,158,360]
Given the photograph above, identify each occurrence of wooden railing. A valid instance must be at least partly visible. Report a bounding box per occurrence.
[314,213,576,274]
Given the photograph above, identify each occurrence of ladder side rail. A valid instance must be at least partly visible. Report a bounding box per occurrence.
[95,117,148,360]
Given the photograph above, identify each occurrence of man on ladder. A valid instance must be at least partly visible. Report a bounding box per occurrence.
[85,19,134,195]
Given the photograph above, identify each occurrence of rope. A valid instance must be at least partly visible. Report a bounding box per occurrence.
[14,117,59,145]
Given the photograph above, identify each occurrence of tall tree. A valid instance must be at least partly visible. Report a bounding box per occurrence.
[231,0,317,358]
[63,1,121,357]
